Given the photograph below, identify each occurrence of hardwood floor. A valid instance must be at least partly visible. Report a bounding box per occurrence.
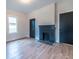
[6,39,73,59]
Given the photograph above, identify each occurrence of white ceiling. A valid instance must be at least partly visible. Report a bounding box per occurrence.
[7,0,62,13]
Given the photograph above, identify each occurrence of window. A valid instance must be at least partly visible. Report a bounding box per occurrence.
[8,17,17,34]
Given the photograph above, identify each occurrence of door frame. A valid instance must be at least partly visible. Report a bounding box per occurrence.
[29,18,35,38]
[59,11,73,44]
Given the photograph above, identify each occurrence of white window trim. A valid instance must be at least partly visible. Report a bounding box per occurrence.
[8,16,18,34]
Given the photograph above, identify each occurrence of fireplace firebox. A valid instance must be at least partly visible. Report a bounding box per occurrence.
[43,32,49,41]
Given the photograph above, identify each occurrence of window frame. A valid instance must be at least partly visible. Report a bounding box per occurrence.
[8,16,18,34]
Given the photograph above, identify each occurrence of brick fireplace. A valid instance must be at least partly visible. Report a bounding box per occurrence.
[39,25,55,44]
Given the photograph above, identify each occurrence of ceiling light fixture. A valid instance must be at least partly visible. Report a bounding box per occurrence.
[19,0,32,4]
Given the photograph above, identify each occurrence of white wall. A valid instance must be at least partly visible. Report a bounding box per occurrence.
[27,3,55,40]
[55,0,73,43]
[57,0,73,13]
[28,3,55,25]
[6,10,29,41]
[6,0,73,42]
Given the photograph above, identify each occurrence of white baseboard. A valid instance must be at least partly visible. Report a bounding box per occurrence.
[6,35,30,42]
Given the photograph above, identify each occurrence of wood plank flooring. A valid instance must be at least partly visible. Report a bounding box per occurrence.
[6,39,73,59]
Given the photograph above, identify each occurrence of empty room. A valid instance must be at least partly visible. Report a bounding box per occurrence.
[6,0,73,59]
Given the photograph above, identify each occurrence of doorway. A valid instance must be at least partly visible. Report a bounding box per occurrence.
[30,18,35,38]
[60,11,73,44]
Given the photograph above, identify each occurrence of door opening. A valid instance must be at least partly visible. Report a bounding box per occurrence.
[30,18,35,38]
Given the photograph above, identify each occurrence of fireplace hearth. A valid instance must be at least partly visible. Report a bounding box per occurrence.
[39,25,55,44]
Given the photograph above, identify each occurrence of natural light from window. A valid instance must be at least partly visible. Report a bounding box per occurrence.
[8,17,17,34]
